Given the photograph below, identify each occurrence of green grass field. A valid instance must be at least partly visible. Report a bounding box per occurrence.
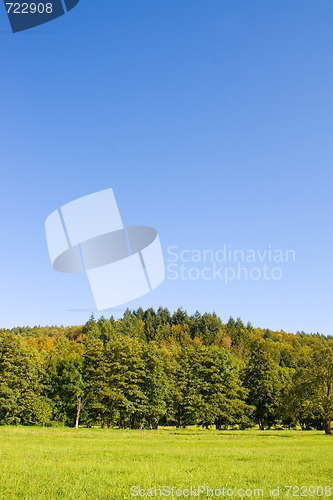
[0,427,332,499]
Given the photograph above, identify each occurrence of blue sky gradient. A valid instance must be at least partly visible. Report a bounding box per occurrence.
[1,0,332,333]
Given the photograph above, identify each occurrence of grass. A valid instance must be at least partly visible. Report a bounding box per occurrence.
[0,427,332,499]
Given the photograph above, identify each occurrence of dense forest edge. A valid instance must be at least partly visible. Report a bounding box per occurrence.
[1,308,332,434]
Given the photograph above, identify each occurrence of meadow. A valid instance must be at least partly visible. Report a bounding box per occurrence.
[0,427,332,499]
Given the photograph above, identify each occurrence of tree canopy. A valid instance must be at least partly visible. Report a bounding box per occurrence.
[0,310,332,433]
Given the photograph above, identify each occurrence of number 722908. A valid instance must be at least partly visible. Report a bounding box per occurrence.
[284,485,332,497]
[5,3,53,14]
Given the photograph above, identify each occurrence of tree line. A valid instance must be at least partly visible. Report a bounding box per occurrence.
[0,308,332,433]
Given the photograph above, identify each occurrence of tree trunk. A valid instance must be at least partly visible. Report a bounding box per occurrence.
[258,418,264,431]
[75,397,81,429]
[324,419,332,435]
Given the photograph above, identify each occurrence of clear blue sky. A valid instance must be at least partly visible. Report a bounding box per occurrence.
[1,0,332,334]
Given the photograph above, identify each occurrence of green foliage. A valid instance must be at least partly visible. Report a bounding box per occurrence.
[0,332,51,425]
[284,339,333,433]
[244,341,285,429]
[0,309,332,432]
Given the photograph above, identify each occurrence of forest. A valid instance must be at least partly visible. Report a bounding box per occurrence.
[0,308,332,434]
